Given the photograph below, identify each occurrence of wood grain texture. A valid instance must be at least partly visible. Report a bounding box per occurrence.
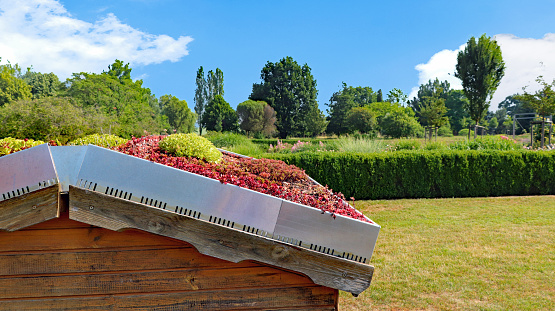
[69,186,374,295]
[0,226,188,252]
[0,286,336,311]
[0,246,259,276]
[0,185,59,231]
[0,266,317,299]
[22,211,93,230]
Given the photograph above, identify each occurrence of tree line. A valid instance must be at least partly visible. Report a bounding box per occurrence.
[1,33,553,143]
[0,59,195,143]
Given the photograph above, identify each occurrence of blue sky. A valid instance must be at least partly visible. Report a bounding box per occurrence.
[1,0,554,113]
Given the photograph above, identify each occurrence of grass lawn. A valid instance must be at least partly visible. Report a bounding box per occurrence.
[340,196,555,310]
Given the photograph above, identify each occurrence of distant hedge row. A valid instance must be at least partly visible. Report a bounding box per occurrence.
[264,150,555,200]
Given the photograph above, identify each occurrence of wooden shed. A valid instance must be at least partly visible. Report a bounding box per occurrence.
[0,145,378,310]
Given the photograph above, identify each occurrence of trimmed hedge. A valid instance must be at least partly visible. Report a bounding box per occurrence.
[264,150,555,200]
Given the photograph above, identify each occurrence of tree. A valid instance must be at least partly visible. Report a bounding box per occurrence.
[491,107,510,134]
[326,83,375,135]
[445,90,470,134]
[261,103,277,137]
[103,59,132,84]
[236,100,277,137]
[499,94,532,116]
[250,56,320,138]
[201,95,238,132]
[0,59,32,106]
[488,117,499,134]
[419,90,449,139]
[409,78,451,125]
[195,67,224,135]
[376,89,383,102]
[237,100,265,136]
[346,107,377,134]
[367,101,412,125]
[194,67,207,135]
[498,95,534,135]
[366,101,421,137]
[386,88,408,106]
[66,60,164,137]
[22,71,62,99]
[207,68,224,101]
[380,110,424,138]
[502,115,514,134]
[303,105,327,137]
[0,97,113,143]
[455,34,505,138]
[159,94,196,133]
[515,76,555,147]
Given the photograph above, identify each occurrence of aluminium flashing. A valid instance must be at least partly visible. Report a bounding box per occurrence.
[274,200,379,263]
[50,146,88,192]
[75,145,283,234]
[0,144,58,202]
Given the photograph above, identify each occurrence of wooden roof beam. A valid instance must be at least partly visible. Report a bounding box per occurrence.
[0,185,59,232]
[68,185,374,295]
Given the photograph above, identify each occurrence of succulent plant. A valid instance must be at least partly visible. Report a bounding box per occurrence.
[159,133,222,163]
[70,134,127,149]
[0,137,45,156]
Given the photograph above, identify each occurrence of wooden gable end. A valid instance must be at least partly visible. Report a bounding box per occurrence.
[0,191,338,310]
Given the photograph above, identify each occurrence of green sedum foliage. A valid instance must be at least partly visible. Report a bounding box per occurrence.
[70,134,127,149]
[265,150,555,200]
[0,137,45,156]
[159,133,222,163]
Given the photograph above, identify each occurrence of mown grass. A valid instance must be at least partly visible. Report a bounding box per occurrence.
[340,196,555,310]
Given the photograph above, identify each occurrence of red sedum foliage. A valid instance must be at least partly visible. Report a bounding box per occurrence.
[115,136,370,223]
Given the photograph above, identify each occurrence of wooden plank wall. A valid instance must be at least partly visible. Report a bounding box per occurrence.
[0,211,338,310]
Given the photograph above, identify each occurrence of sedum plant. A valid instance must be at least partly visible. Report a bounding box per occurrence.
[0,137,45,156]
[159,133,222,163]
[70,134,127,149]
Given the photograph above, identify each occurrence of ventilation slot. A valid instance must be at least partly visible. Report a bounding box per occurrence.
[242,225,265,236]
[174,206,201,219]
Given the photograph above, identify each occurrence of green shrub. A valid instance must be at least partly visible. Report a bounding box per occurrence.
[438,125,454,137]
[264,150,555,200]
[380,112,424,138]
[458,129,474,137]
[0,137,45,156]
[70,134,127,149]
[159,133,222,163]
[395,139,422,150]
[423,141,449,150]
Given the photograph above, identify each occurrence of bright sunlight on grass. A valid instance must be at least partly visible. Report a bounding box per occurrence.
[340,196,555,310]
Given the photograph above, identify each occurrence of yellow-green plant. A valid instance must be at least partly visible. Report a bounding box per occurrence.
[159,133,222,163]
[70,134,127,149]
[0,137,45,156]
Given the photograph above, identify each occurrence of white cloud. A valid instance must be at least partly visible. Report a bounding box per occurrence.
[411,33,555,110]
[0,0,193,79]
